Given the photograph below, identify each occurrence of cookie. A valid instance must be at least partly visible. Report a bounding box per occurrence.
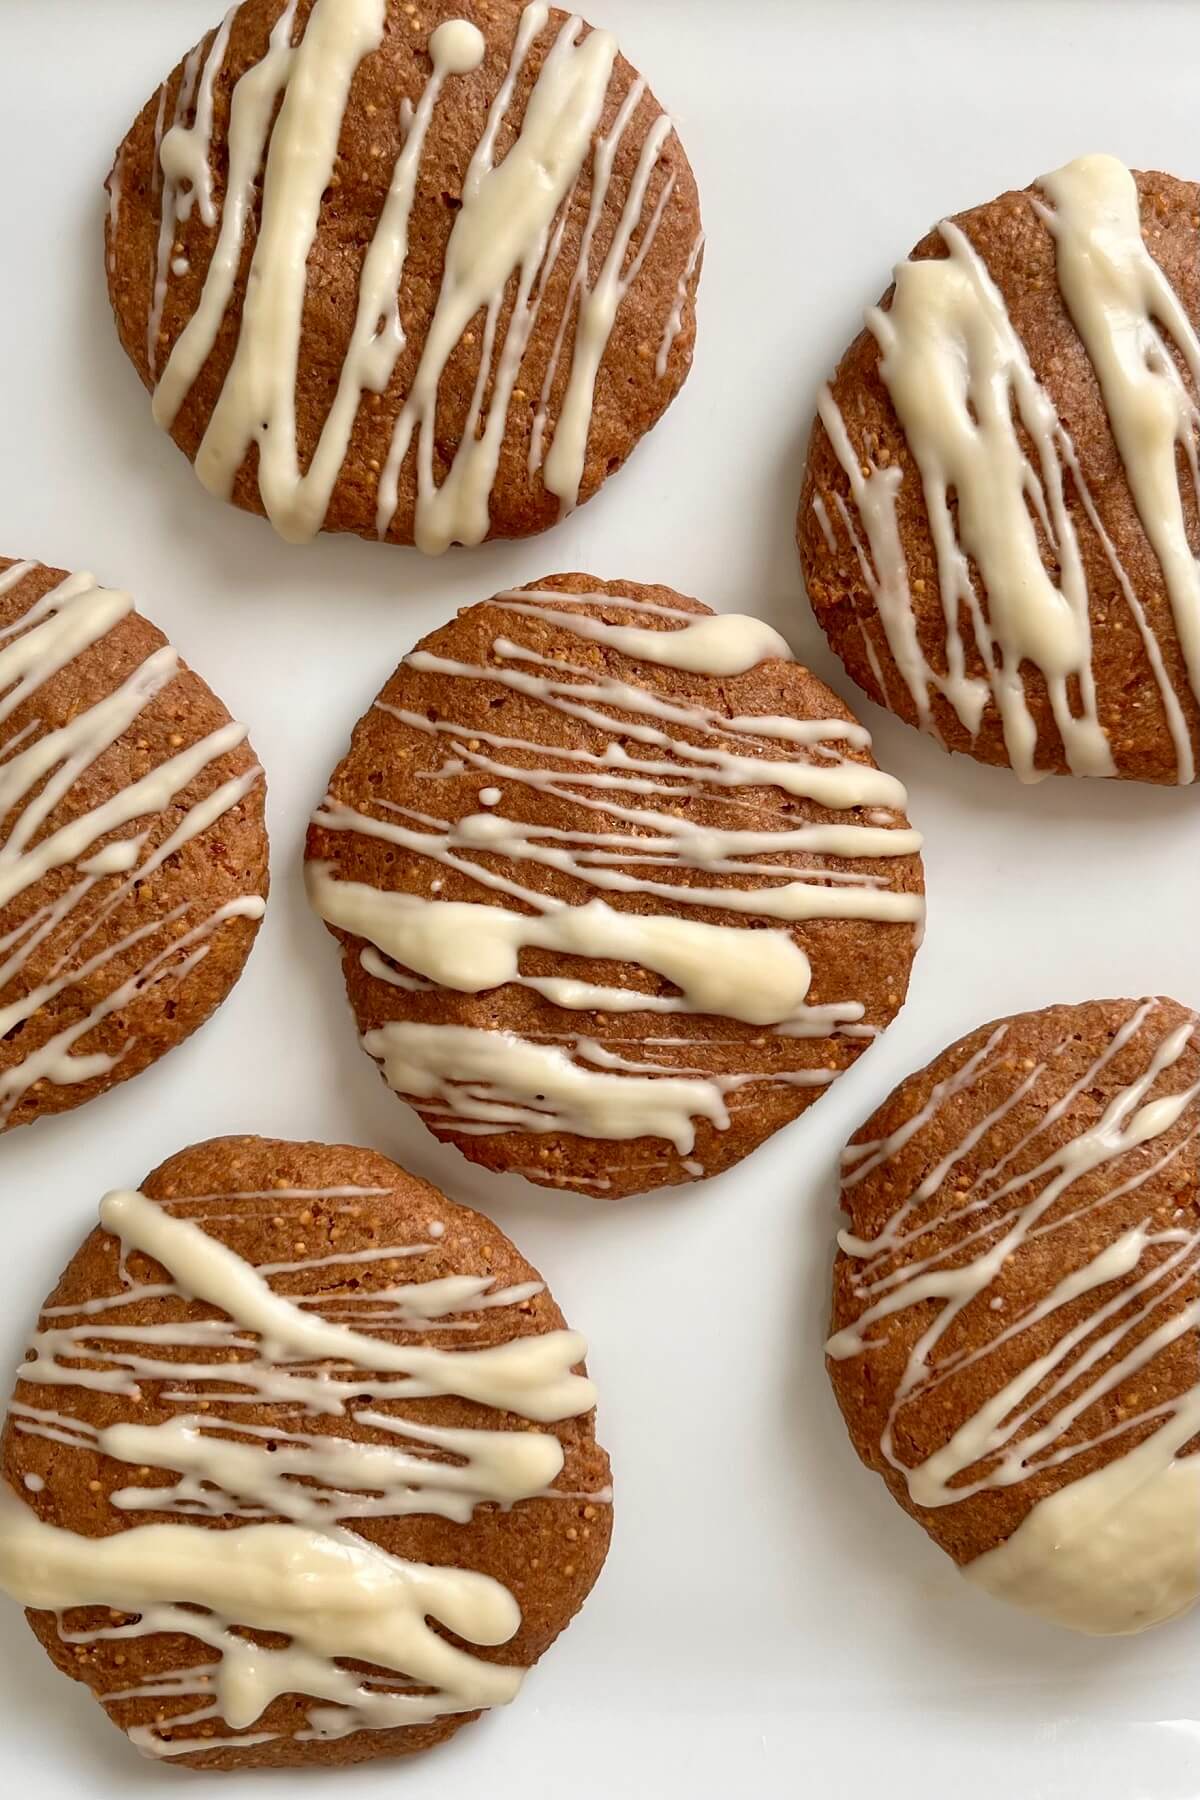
[827,996,1200,1634]
[0,557,267,1132]
[106,0,703,554]
[799,154,1200,785]
[0,1135,611,1769]
[305,574,925,1198]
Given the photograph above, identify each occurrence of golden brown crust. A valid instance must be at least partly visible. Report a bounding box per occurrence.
[798,168,1200,783]
[106,0,703,547]
[0,557,268,1132]
[306,573,925,1198]
[3,1135,612,1770]
[828,997,1200,1568]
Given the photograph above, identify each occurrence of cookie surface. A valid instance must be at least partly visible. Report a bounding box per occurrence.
[828,996,1200,1634]
[0,557,267,1131]
[306,574,925,1199]
[0,1136,611,1769]
[799,154,1200,785]
[106,0,703,553]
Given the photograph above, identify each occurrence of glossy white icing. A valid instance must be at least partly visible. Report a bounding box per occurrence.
[147,35,208,374]
[146,2,693,551]
[829,999,1200,1634]
[539,85,673,512]
[965,1410,1200,1634]
[309,587,922,1181]
[816,152,1200,783]
[193,0,390,536]
[0,565,264,1123]
[2,1179,605,1753]
[0,1499,524,1741]
[1038,155,1200,720]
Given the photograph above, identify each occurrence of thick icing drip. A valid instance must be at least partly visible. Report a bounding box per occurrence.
[492,590,794,674]
[310,874,823,1026]
[0,1503,524,1740]
[153,0,303,428]
[3,1181,605,1753]
[309,588,921,1176]
[816,153,1200,782]
[364,1023,834,1151]
[89,1189,594,1420]
[158,8,235,232]
[965,1407,1200,1633]
[851,227,1109,781]
[0,567,264,1121]
[148,1,690,551]
[829,1000,1200,1634]
[192,0,390,534]
[1037,155,1200,710]
[147,38,206,374]
[365,1022,735,1151]
[377,6,625,551]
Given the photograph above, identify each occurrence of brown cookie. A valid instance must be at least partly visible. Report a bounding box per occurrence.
[0,557,268,1132]
[305,573,925,1199]
[106,0,703,554]
[799,155,1200,785]
[827,996,1200,1634]
[0,1135,612,1769]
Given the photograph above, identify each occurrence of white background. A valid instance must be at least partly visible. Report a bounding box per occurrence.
[2,1,1199,1794]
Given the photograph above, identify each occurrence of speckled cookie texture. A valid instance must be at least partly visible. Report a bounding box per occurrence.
[105,0,703,552]
[2,1136,612,1770]
[0,556,267,1132]
[305,573,925,1200]
[799,160,1200,784]
[828,997,1200,1574]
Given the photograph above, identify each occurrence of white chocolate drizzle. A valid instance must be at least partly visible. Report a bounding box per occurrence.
[536,81,673,512]
[828,998,1200,1634]
[362,1022,834,1152]
[1037,157,1200,714]
[147,38,206,375]
[145,1,695,551]
[815,153,1200,782]
[2,1180,604,1754]
[656,229,704,377]
[0,565,265,1123]
[308,587,922,1180]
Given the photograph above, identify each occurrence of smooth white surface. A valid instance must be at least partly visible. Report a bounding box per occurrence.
[0,1,1198,1794]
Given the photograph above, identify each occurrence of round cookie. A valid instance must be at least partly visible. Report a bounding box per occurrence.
[106,0,703,554]
[827,996,1200,1634]
[0,1135,612,1769]
[799,153,1200,785]
[0,556,267,1132]
[305,574,925,1199]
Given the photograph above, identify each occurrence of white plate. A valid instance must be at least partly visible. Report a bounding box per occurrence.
[1,1,1198,1794]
